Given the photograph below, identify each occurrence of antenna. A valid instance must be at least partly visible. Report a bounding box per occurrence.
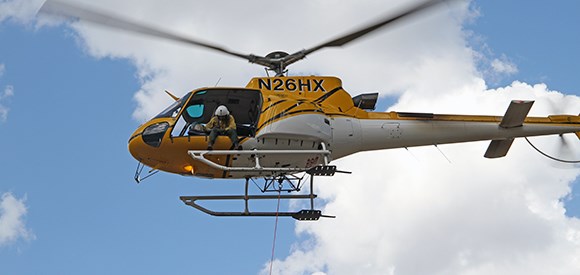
[434,144,452,163]
[404,147,421,162]
[164,90,180,101]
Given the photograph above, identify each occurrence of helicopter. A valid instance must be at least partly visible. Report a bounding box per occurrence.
[41,0,580,221]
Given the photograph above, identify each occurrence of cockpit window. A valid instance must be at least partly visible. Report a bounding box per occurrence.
[154,92,191,119]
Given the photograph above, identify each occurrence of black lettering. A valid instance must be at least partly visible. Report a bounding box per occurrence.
[273,79,284,91]
[298,79,311,91]
[286,79,297,91]
[258,78,271,90]
[313,79,325,92]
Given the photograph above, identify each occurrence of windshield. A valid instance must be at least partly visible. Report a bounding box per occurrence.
[154,92,192,119]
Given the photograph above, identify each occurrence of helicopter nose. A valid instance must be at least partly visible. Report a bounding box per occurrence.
[128,121,171,161]
[128,132,146,161]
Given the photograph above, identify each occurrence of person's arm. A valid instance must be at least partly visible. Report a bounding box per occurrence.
[226,115,237,130]
[204,117,216,132]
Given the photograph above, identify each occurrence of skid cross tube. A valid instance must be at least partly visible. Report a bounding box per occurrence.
[257,174,306,193]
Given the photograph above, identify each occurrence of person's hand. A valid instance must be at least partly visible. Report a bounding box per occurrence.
[193,123,204,131]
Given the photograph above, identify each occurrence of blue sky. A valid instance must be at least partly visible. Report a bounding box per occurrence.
[1,1,580,274]
[0,7,294,275]
[471,1,580,93]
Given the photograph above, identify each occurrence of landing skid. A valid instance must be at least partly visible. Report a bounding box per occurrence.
[180,165,347,221]
[179,194,334,221]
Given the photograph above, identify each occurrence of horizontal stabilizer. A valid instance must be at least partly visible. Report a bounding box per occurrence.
[484,138,514,158]
[499,100,534,128]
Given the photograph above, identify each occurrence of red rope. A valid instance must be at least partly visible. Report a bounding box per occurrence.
[269,190,282,275]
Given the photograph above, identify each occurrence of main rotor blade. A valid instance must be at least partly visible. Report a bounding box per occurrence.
[39,0,255,61]
[287,0,455,64]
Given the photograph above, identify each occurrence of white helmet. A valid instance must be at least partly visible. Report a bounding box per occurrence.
[215,105,230,117]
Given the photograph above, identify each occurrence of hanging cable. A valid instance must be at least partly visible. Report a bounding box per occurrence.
[269,184,283,275]
[524,137,580,164]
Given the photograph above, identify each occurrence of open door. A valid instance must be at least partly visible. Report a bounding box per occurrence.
[171,88,262,138]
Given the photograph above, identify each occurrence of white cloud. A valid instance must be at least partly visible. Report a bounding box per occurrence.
[0,104,8,122]
[2,85,14,98]
[470,43,519,86]
[0,63,14,122]
[34,0,580,274]
[265,82,580,275]
[44,0,476,121]
[491,56,518,75]
[0,0,44,23]
[0,192,34,246]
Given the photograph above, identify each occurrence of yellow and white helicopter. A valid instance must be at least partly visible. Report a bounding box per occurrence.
[42,0,580,220]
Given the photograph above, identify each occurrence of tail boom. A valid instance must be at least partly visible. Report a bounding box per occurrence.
[330,100,580,159]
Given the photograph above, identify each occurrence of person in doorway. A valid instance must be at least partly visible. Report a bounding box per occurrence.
[204,105,240,150]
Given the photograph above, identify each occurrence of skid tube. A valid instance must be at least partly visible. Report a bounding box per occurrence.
[180,166,342,221]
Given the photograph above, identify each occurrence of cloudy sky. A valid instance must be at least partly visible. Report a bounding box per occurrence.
[1,0,580,274]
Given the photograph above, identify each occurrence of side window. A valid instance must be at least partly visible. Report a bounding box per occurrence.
[186,104,204,119]
[172,103,207,137]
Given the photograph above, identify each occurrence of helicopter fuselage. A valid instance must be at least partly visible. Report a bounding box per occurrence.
[128,76,580,179]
